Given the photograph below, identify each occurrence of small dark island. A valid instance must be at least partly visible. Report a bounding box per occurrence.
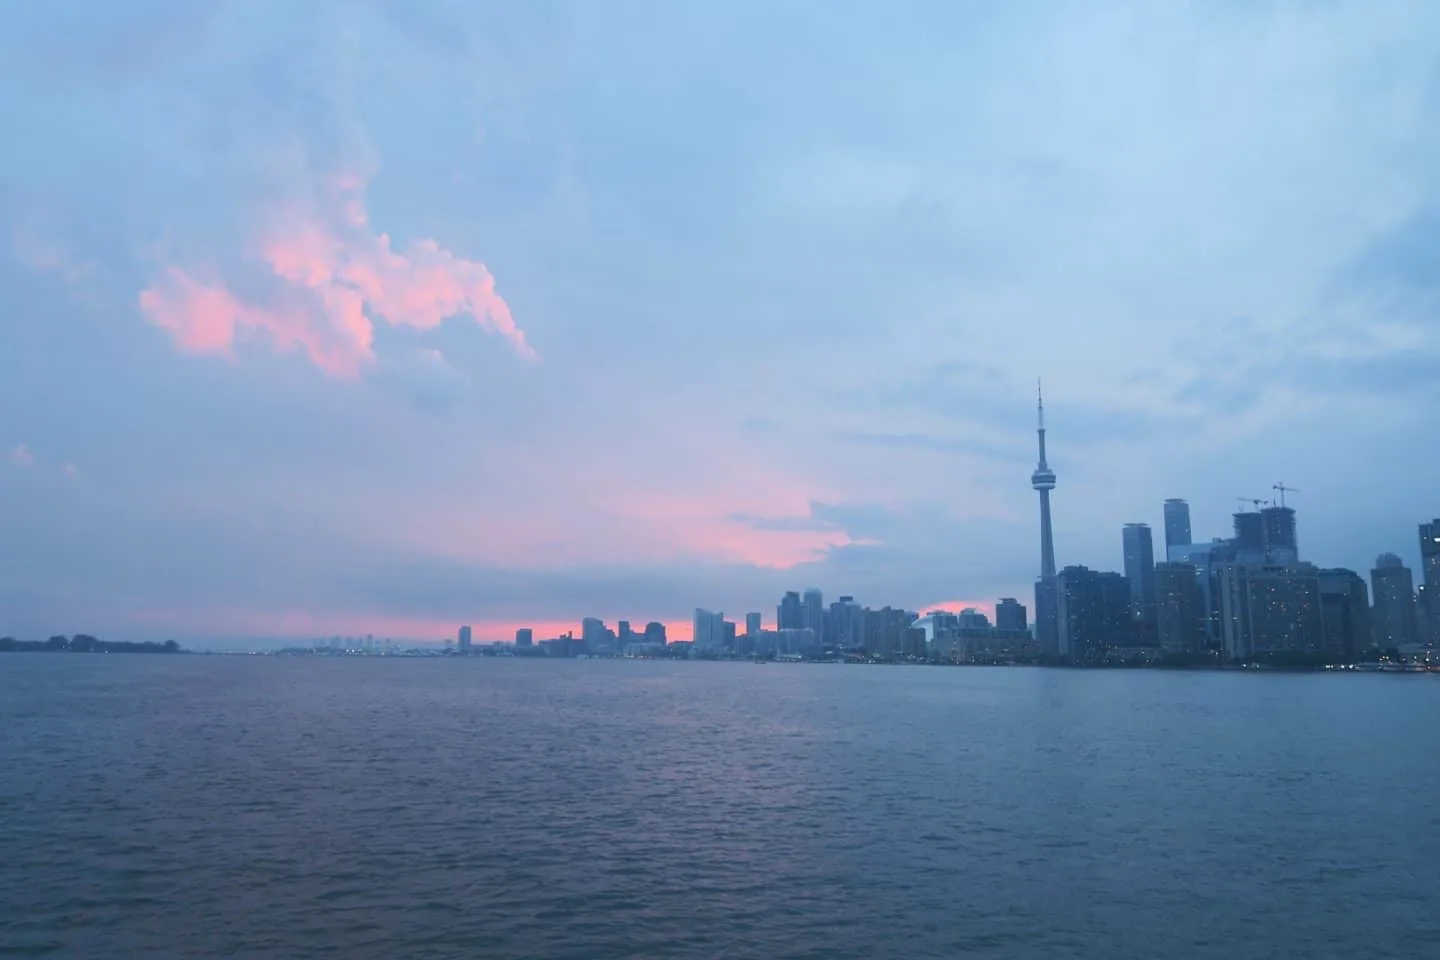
[0,634,181,653]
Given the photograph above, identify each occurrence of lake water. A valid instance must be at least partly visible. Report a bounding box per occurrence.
[1,656,1437,959]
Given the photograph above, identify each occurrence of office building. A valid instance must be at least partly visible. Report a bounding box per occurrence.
[1233,510,1267,564]
[1317,569,1370,661]
[803,588,825,642]
[995,598,1027,632]
[581,617,607,651]
[1422,519,1440,644]
[514,627,534,648]
[1371,554,1418,648]
[777,591,803,630]
[1122,522,1158,631]
[1260,506,1299,564]
[1163,499,1192,553]
[1055,565,1131,660]
[644,621,667,645]
[1155,562,1203,653]
[829,596,863,649]
[744,612,762,636]
[1216,562,1323,660]
[457,625,472,655]
[692,609,727,650]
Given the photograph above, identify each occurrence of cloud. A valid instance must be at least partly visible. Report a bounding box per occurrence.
[11,214,94,285]
[139,170,534,376]
[8,444,35,468]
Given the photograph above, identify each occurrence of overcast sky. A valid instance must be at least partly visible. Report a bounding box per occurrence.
[2,0,1438,644]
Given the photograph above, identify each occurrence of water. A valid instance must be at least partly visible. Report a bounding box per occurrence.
[1,657,1437,959]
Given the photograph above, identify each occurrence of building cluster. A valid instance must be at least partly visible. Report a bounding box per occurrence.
[1028,390,1440,665]
[452,389,1437,669]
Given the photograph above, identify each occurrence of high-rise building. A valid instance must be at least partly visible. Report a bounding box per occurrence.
[1260,506,1298,564]
[1031,383,1059,652]
[514,627,534,648]
[618,620,633,642]
[644,621,667,645]
[777,591,803,630]
[458,625,472,655]
[581,617,606,651]
[995,598,1028,632]
[744,612,762,636]
[1122,523,1158,630]
[1421,519,1440,644]
[1163,499,1192,553]
[1233,511,1267,564]
[1318,569,1370,662]
[1055,566,1130,660]
[828,596,863,649]
[1371,554,1418,648]
[802,588,825,642]
[692,609,726,650]
[1155,562,1202,653]
[1216,562,1323,660]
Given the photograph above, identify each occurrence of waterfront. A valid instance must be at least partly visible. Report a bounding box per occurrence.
[2,656,1437,959]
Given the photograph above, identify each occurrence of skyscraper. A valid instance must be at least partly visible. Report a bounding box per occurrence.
[1031,383,1059,652]
[1318,569,1370,662]
[458,625,472,655]
[1371,554,1418,648]
[744,612,762,636]
[1155,562,1202,653]
[1421,519,1440,644]
[1260,506,1298,564]
[1122,523,1158,632]
[995,598,1028,632]
[777,591,803,630]
[802,588,825,642]
[1055,565,1129,661]
[1163,499,1192,553]
[514,627,534,648]
[692,609,726,650]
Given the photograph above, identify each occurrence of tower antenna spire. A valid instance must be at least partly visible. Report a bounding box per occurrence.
[1037,378,1045,429]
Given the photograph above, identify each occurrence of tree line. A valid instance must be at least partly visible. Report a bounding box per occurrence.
[0,634,181,653]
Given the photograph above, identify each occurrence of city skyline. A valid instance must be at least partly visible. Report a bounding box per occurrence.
[2,1,1439,644]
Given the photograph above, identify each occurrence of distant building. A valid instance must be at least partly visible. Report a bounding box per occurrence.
[1317,569,1370,662]
[514,628,534,648]
[1155,562,1203,653]
[1122,523,1158,632]
[828,596,863,649]
[744,612,762,636]
[1233,511,1267,565]
[1055,565,1131,660]
[692,609,726,651]
[618,620,633,642]
[457,625,472,655]
[1371,554,1418,648]
[644,621,667,645]
[802,588,825,642]
[777,591,803,630]
[1034,577,1059,655]
[862,606,923,660]
[1216,562,1323,660]
[581,617,607,651]
[1260,506,1299,565]
[1163,499,1192,553]
[995,598,1027,632]
[1421,519,1440,644]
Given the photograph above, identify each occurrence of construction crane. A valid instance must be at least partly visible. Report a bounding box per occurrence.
[1272,482,1299,508]
[1236,497,1269,512]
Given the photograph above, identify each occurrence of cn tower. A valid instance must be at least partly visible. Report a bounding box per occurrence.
[1031,381,1057,578]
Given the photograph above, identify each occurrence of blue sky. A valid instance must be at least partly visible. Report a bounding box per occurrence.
[2,0,1438,642]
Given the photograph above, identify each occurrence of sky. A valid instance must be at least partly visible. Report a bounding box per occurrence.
[2,0,1439,645]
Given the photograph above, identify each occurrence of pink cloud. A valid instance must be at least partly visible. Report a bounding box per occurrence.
[8,443,35,468]
[139,171,533,374]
